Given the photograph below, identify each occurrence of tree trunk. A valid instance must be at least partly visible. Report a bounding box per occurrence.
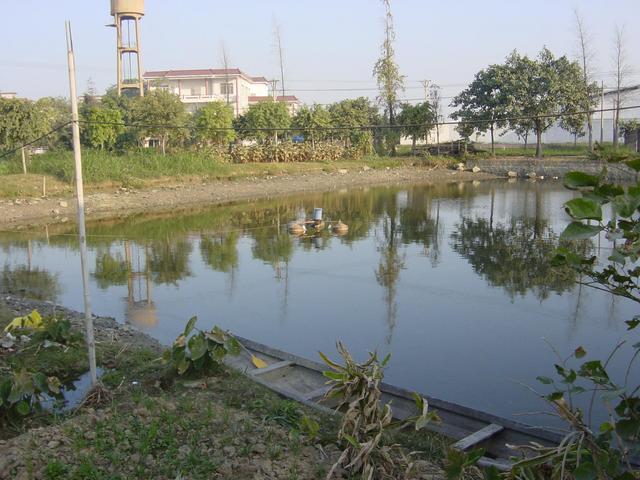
[535,126,542,159]
[587,114,593,152]
[613,100,620,149]
[490,123,495,157]
[435,125,440,155]
[411,136,416,153]
[524,132,528,151]
[389,102,396,156]
[161,137,166,155]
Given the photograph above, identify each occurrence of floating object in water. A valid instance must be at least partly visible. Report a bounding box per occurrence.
[288,222,306,235]
[313,207,323,221]
[332,220,349,235]
[312,220,325,231]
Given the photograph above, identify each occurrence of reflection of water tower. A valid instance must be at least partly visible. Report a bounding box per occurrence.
[123,241,157,328]
[110,0,145,96]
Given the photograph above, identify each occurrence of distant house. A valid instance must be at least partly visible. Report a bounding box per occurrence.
[0,92,17,99]
[143,68,300,116]
[625,125,640,152]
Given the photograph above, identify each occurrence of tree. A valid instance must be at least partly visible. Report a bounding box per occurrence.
[397,102,434,151]
[612,26,631,149]
[451,64,509,156]
[502,48,587,159]
[0,98,48,153]
[574,10,596,153]
[193,101,235,146]
[328,97,379,154]
[35,97,71,150]
[239,99,290,144]
[81,105,124,150]
[372,0,404,156]
[129,89,187,154]
[292,104,332,147]
[429,84,442,154]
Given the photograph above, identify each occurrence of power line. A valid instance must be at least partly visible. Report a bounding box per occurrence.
[0,121,71,160]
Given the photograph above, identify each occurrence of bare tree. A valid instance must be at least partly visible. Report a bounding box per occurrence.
[574,9,595,152]
[612,25,630,148]
[219,40,231,106]
[273,20,286,98]
[429,84,442,155]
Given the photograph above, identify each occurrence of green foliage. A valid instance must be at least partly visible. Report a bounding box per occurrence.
[162,317,240,376]
[0,97,50,153]
[236,99,290,143]
[319,342,438,479]
[0,367,61,420]
[589,142,640,164]
[444,447,488,480]
[327,97,379,155]
[33,316,80,346]
[292,104,333,145]
[230,141,351,163]
[397,102,435,148]
[129,90,187,154]
[80,105,124,150]
[620,120,640,139]
[192,101,235,146]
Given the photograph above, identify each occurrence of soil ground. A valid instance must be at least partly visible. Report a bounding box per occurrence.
[0,165,494,230]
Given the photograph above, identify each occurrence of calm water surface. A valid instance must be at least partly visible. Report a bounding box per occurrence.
[1,179,637,428]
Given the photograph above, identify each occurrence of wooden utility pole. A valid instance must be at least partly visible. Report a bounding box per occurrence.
[21,147,27,174]
[66,21,97,385]
[600,81,604,144]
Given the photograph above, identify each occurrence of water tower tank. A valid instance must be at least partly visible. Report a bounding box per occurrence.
[111,0,144,16]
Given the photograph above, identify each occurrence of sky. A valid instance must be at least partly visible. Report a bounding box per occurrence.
[1,0,639,118]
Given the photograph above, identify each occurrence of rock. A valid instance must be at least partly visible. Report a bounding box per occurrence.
[223,446,236,456]
[58,201,68,208]
[472,166,481,173]
[362,165,371,171]
[47,440,60,449]
[84,431,96,440]
[178,445,190,458]
[507,171,518,178]
[527,172,537,179]
[14,199,22,205]
[456,164,465,171]
[51,209,60,216]
[337,169,348,174]
[130,453,140,463]
[144,454,154,466]
[252,443,266,454]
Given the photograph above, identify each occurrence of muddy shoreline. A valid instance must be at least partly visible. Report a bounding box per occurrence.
[0,166,495,230]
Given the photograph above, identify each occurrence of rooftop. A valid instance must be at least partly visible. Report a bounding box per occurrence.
[144,68,268,83]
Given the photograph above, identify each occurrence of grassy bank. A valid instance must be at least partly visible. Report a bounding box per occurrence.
[0,301,447,479]
[0,150,454,199]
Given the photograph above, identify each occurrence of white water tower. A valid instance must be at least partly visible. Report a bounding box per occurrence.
[110,0,144,96]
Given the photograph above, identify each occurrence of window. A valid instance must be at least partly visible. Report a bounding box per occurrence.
[220,82,234,95]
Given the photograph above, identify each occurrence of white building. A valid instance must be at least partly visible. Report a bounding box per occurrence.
[143,68,300,116]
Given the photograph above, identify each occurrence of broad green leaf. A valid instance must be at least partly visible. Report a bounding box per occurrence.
[564,198,603,221]
[573,462,597,480]
[574,346,587,359]
[323,371,345,381]
[483,466,502,480]
[183,316,197,337]
[177,357,190,375]
[564,171,599,189]
[560,222,602,240]
[626,318,640,330]
[31,372,48,393]
[318,351,344,371]
[612,194,640,218]
[15,400,30,416]
[536,376,553,385]
[188,333,207,361]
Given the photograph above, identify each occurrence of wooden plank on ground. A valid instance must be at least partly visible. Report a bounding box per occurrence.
[453,423,504,451]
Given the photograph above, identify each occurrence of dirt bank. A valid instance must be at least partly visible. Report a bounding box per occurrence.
[0,166,495,230]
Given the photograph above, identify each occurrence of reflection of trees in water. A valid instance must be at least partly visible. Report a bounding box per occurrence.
[148,239,193,285]
[1,265,61,301]
[450,216,583,300]
[94,250,129,289]
[200,232,239,273]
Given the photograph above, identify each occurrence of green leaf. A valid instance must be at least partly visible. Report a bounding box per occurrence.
[16,400,31,415]
[177,357,190,375]
[183,316,197,337]
[564,198,603,221]
[31,372,48,393]
[564,171,599,189]
[188,333,207,361]
[483,466,502,480]
[380,352,391,367]
[536,376,553,385]
[546,391,563,401]
[342,434,360,448]
[560,222,603,240]
[573,462,597,480]
[625,158,640,171]
[323,371,345,381]
[574,346,587,359]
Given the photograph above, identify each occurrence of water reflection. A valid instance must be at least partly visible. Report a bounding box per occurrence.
[1,180,630,426]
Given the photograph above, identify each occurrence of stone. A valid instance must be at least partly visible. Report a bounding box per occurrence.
[84,431,96,440]
[527,172,537,179]
[223,446,236,456]
[507,171,518,178]
[47,440,60,449]
[130,453,140,463]
[59,201,68,208]
[362,165,371,171]
[51,209,60,216]
[472,166,481,173]
[337,169,348,174]
[252,443,266,454]
[456,164,465,171]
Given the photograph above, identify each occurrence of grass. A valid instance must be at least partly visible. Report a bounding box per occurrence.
[0,305,448,478]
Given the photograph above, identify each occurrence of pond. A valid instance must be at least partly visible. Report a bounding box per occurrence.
[1,179,637,429]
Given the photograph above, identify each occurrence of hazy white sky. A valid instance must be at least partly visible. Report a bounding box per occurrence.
[1,0,639,116]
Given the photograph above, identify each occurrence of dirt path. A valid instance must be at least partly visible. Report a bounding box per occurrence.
[0,166,495,230]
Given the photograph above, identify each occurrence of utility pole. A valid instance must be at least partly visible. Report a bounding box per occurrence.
[420,79,430,102]
[600,81,604,144]
[66,21,97,386]
[270,79,278,101]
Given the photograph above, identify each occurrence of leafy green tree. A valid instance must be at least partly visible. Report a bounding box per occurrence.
[292,104,332,147]
[397,102,434,151]
[502,48,589,159]
[0,98,48,153]
[34,97,70,150]
[200,232,239,273]
[81,105,124,150]
[238,99,290,144]
[328,97,379,154]
[372,0,404,156]
[193,101,235,146]
[451,64,509,156]
[130,89,187,154]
